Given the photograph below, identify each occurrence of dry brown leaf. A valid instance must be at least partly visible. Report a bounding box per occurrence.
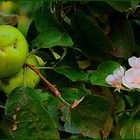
[71,96,84,108]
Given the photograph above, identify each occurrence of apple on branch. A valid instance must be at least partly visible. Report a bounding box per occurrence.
[0,25,28,78]
[0,55,45,95]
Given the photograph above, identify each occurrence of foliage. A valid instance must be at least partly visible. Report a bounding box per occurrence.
[1,0,140,139]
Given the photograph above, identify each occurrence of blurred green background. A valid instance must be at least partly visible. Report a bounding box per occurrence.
[0,1,37,37]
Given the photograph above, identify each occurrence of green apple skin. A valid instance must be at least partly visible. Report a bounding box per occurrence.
[0,25,28,78]
[0,55,44,95]
[24,55,40,88]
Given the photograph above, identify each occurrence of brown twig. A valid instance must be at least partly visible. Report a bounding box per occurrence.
[25,63,61,96]
[25,63,71,107]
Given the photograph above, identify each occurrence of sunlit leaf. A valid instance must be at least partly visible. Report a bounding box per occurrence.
[89,61,120,86]
[34,28,73,48]
[55,65,89,82]
[120,117,140,139]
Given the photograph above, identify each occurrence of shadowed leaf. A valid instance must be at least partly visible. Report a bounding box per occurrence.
[110,14,135,58]
[5,87,59,139]
[106,1,131,12]
[63,94,113,138]
[71,10,112,61]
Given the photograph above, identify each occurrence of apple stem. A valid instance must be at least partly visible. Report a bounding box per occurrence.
[25,63,71,107]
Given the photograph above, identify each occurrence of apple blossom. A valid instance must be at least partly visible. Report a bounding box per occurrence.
[105,56,140,90]
[113,66,125,79]
[105,66,124,88]
[122,68,140,89]
[128,56,140,69]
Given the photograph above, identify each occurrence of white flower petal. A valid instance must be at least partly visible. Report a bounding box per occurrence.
[105,66,125,86]
[122,76,133,89]
[105,75,115,85]
[128,56,140,68]
[113,66,125,79]
[129,83,140,89]
[106,75,122,86]
[122,68,140,89]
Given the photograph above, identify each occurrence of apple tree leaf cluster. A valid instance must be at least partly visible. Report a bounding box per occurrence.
[1,1,140,139]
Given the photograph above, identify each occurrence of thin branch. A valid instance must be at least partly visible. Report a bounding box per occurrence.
[36,66,54,70]
[0,105,5,109]
[25,63,71,107]
[115,109,133,115]
[25,64,61,96]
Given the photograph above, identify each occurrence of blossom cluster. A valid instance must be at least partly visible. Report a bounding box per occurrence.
[105,56,140,90]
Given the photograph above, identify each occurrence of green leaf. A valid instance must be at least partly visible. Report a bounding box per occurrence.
[34,28,73,48]
[60,87,86,104]
[115,97,126,116]
[55,65,89,82]
[34,1,62,32]
[110,14,135,58]
[67,94,113,138]
[102,115,113,138]
[60,87,87,134]
[120,117,140,139]
[131,1,139,8]
[62,106,80,134]
[5,87,59,139]
[87,1,114,22]
[77,60,90,70]
[39,91,50,102]
[131,22,140,49]
[95,87,117,106]
[0,116,13,138]
[106,1,131,12]
[71,10,112,60]
[45,87,87,133]
[89,61,120,86]
[125,95,134,107]
[46,96,64,131]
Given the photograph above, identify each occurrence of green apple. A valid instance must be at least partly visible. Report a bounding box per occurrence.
[0,25,28,78]
[24,55,41,88]
[0,55,44,95]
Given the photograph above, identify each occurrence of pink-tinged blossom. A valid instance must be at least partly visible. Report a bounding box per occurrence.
[105,66,125,88]
[128,56,140,69]
[113,66,125,79]
[106,75,121,86]
[122,68,140,89]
